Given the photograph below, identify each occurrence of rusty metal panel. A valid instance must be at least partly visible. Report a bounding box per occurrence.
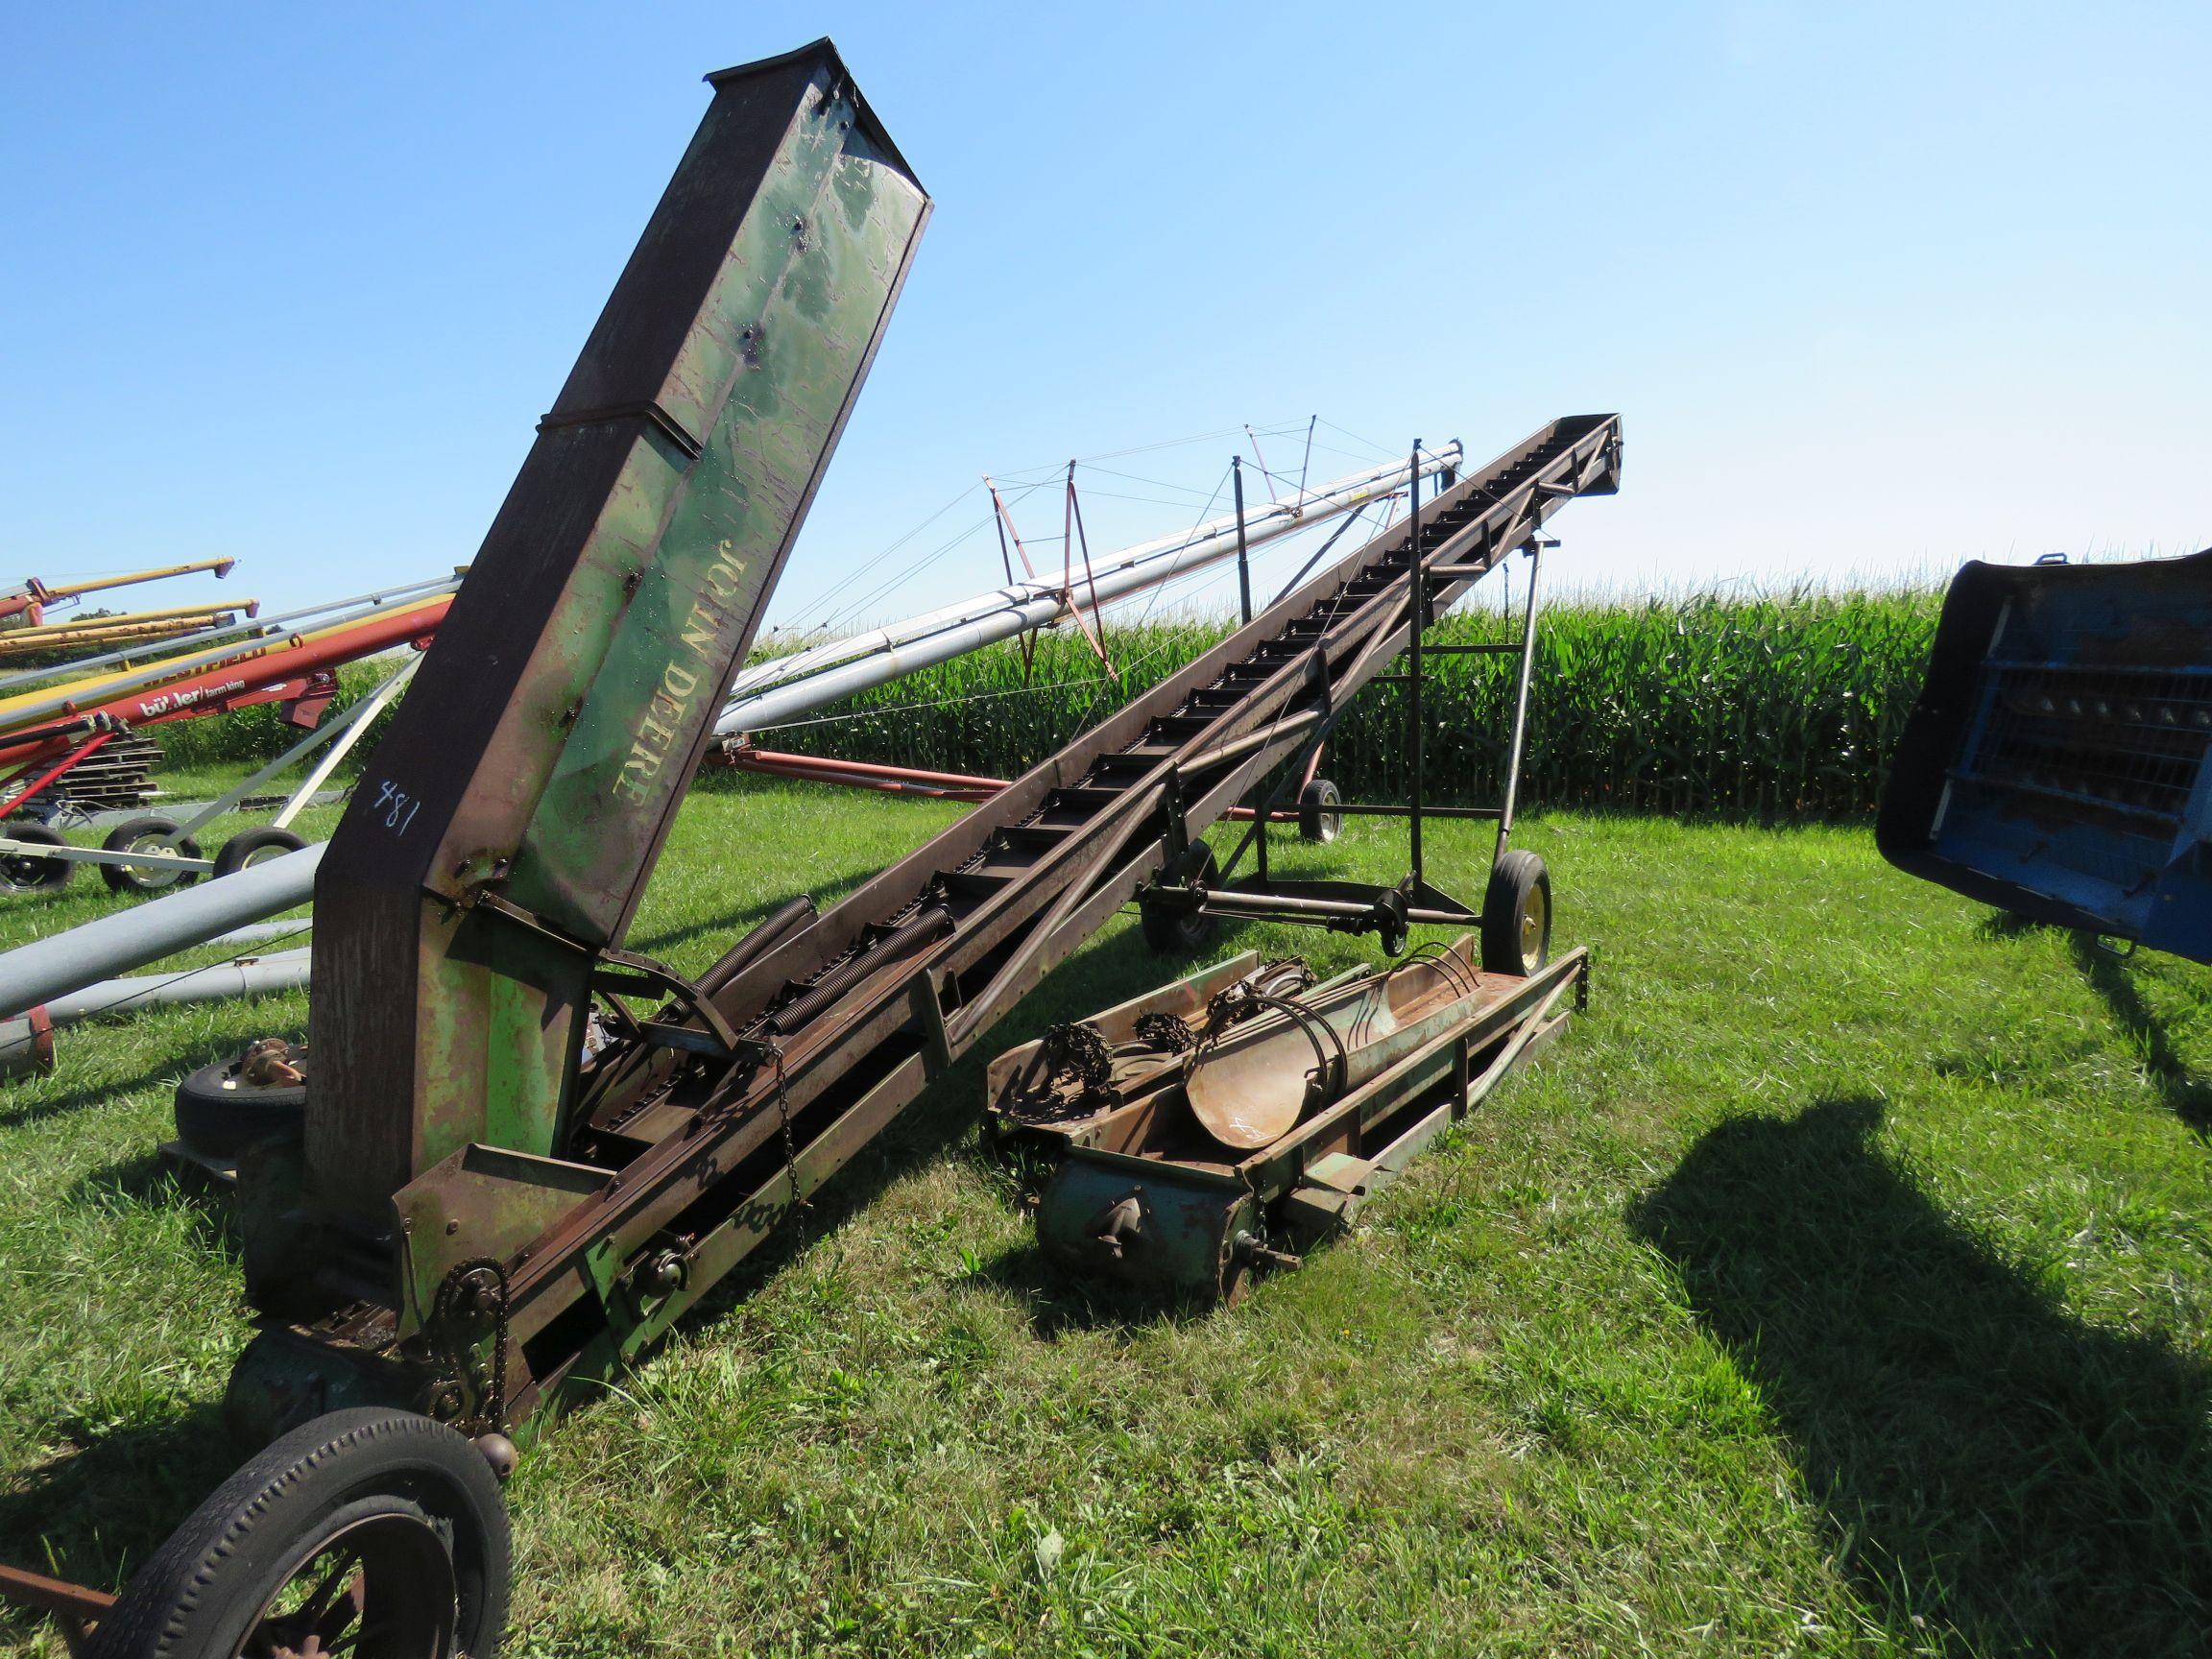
[304,41,928,1217]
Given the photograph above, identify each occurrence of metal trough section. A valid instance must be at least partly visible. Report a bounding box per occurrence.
[998,939,1588,1301]
[302,40,931,1218]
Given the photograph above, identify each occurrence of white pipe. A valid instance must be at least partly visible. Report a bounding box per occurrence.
[0,948,312,1071]
[717,445,1458,735]
[274,655,420,830]
[0,843,324,1017]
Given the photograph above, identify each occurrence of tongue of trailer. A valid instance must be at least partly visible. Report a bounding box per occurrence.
[289,40,928,1235]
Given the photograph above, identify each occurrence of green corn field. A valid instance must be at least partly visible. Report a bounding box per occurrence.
[154,589,1943,820]
[748,588,1944,820]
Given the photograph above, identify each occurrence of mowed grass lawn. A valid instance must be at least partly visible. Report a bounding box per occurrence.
[1,781,2209,1656]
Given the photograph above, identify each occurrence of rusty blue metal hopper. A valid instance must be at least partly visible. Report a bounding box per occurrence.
[1879,548,2212,960]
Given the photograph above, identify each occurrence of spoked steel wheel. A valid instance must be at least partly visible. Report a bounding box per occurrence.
[233,1506,457,1657]
[89,1408,509,1659]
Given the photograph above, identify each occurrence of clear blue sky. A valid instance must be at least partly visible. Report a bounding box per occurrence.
[3,1,2206,628]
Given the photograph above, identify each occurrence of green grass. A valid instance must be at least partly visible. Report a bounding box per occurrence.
[2,781,2210,1655]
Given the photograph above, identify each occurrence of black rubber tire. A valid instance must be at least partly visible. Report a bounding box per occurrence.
[1480,849,1552,976]
[175,1049,308,1158]
[0,822,72,892]
[87,1407,509,1659]
[1140,844,1221,955]
[1297,778,1342,844]
[213,826,310,878]
[98,815,203,896]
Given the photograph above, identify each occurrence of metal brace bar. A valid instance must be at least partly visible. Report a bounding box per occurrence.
[174,656,420,841]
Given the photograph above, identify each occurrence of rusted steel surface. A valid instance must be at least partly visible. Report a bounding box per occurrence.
[295,39,930,1225]
[224,347,1610,1451]
[0,1561,112,1654]
[720,742,1003,800]
[1013,940,1589,1299]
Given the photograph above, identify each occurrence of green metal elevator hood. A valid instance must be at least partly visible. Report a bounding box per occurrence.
[301,40,928,1217]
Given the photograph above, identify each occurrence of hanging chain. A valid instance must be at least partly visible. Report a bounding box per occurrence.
[768,1041,810,1221]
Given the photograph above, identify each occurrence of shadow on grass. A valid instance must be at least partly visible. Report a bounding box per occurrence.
[0,1047,219,1134]
[0,1404,238,1615]
[962,1238,1204,1339]
[71,1145,239,1252]
[2065,933,2212,1135]
[1968,911,2212,1134]
[1974,908,2050,941]
[1633,1096,2212,1658]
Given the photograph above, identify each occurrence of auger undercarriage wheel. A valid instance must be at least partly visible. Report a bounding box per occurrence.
[86,1407,510,1659]
[175,1039,309,1158]
[1139,844,1221,955]
[1480,848,1551,976]
[214,826,310,877]
[0,822,72,892]
[99,815,203,895]
[1296,778,1342,844]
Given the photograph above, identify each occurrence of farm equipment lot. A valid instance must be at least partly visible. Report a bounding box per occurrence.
[2,779,2208,1656]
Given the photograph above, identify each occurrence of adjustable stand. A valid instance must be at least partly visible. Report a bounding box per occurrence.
[1142,439,1558,956]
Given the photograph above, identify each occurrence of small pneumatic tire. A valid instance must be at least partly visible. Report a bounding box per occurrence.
[174,1047,308,1158]
[213,826,310,878]
[1480,849,1551,976]
[98,815,203,896]
[0,822,72,892]
[1297,779,1342,844]
[85,1407,510,1659]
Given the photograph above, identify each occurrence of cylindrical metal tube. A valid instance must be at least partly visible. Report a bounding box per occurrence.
[0,574,458,714]
[0,948,312,1071]
[206,920,314,951]
[717,445,1462,736]
[21,601,252,636]
[35,557,237,603]
[0,843,323,1017]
